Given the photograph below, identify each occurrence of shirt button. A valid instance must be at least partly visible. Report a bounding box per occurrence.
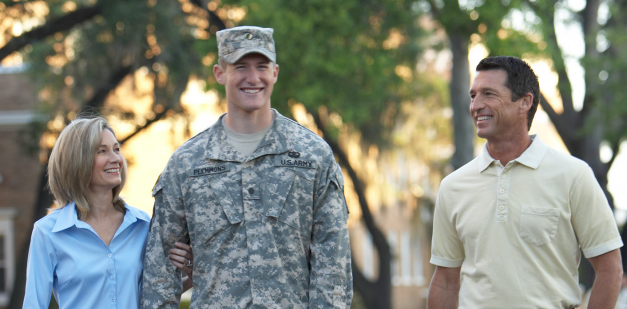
[108,254,112,258]
[502,174,506,178]
[110,276,114,279]
[112,297,116,302]
[499,206,505,210]
[500,189,505,193]
[248,188,255,194]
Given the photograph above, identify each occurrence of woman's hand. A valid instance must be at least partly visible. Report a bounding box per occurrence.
[169,241,194,292]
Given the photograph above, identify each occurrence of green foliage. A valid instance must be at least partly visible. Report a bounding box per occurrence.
[584,0,627,145]
[198,0,425,145]
[20,0,202,140]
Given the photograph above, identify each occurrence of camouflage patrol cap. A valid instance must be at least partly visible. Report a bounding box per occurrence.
[216,26,276,64]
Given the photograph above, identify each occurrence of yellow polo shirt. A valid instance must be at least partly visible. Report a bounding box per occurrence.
[430,136,623,309]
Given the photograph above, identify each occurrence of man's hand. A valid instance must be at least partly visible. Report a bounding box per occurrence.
[587,249,623,309]
[427,266,461,309]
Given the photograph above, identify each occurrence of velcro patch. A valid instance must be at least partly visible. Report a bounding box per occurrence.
[189,165,230,177]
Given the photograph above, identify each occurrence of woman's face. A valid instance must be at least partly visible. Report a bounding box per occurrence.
[89,129,123,194]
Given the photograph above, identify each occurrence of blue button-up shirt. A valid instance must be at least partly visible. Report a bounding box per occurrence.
[23,202,151,309]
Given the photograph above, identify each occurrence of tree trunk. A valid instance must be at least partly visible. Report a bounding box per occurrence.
[312,112,392,309]
[449,34,475,170]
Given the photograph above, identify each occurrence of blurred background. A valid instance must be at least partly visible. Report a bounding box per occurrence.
[1,0,626,308]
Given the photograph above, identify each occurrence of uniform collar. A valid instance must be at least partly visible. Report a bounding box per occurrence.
[204,109,291,162]
[477,135,548,172]
[51,202,149,233]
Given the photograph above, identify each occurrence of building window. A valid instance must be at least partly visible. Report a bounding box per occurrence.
[388,231,400,286]
[0,209,16,306]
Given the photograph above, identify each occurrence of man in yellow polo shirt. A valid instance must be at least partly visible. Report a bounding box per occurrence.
[427,56,623,309]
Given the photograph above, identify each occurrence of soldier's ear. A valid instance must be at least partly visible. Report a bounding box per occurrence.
[272,63,279,83]
[214,64,226,85]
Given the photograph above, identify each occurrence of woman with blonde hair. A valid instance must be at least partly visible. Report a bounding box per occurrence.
[23,116,193,308]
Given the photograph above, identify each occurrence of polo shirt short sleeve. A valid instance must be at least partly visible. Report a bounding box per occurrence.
[429,136,623,309]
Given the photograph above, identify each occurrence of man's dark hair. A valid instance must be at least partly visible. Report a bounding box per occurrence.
[476,56,540,130]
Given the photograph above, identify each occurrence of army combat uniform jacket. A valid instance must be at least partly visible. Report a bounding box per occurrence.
[141,110,353,309]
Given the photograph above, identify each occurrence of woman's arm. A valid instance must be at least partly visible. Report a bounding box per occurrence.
[23,223,57,308]
[168,241,194,292]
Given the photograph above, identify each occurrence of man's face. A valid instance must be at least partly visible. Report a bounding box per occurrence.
[214,53,279,114]
[469,69,528,141]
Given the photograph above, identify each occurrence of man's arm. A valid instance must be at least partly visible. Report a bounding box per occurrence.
[587,249,623,308]
[309,162,353,308]
[427,266,461,309]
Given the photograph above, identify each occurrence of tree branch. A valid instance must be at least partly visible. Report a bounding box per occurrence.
[0,4,102,61]
[605,138,623,172]
[190,0,227,31]
[82,65,133,111]
[119,109,169,145]
[525,0,577,121]
[538,93,572,147]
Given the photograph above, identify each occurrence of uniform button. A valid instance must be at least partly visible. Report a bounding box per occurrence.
[499,206,504,210]
[500,189,505,193]
[248,188,255,194]
[108,254,112,258]
[501,174,506,178]
[110,276,114,279]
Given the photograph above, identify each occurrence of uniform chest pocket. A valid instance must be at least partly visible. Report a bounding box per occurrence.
[265,168,315,232]
[185,174,243,247]
[519,205,560,246]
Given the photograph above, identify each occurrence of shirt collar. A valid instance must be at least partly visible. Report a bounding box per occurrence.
[51,201,150,233]
[477,135,548,172]
[204,109,291,162]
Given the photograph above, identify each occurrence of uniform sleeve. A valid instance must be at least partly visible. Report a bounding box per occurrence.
[430,185,465,268]
[23,222,58,309]
[570,167,623,258]
[309,161,353,309]
[141,160,188,309]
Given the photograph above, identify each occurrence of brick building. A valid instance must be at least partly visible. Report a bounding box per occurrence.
[0,66,40,307]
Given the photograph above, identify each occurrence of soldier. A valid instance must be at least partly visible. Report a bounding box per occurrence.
[141,26,353,308]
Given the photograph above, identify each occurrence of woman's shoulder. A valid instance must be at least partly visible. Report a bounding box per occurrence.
[124,204,151,222]
[33,207,65,233]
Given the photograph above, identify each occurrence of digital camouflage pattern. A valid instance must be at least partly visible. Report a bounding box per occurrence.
[141,110,353,308]
[217,26,276,64]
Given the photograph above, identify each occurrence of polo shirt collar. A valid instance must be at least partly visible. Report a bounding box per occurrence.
[477,135,548,172]
[51,202,150,233]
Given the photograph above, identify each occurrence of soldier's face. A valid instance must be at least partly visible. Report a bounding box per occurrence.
[89,129,123,194]
[214,53,279,114]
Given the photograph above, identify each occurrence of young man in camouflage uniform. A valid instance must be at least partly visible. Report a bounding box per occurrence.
[141,26,353,308]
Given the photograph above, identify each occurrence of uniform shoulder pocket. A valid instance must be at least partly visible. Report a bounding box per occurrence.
[152,173,164,197]
[330,164,344,190]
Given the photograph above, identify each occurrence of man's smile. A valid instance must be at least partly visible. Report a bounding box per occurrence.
[242,88,262,94]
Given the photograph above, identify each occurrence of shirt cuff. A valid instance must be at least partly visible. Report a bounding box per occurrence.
[430,255,463,268]
[583,238,624,258]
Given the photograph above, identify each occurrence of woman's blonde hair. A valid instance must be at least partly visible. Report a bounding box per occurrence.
[48,117,127,219]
